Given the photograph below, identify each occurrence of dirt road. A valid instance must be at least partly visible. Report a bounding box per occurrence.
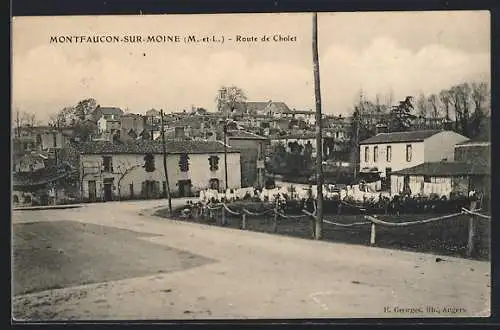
[12,199,491,320]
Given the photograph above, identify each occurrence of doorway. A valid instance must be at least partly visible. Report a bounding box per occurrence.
[178,180,192,197]
[88,180,97,202]
[209,178,220,190]
[103,178,114,202]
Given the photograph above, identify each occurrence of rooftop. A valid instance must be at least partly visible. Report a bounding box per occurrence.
[392,161,490,177]
[12,163,75,189]
[271,132,316,139]
[226,130,268,140]
[94,106,124,116]
[360,130,442,145]
[455,140,491,147]
[77,139,238,155]
[245,101,290,114]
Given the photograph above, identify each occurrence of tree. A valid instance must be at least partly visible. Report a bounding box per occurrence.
[21,112,39,127]
[449,85,463,132]
[74,98,97,121]
[49,99,99,141]
[215,86,247,115]
[449,83,473,137]
[439,90,452,121]
[471,82,489,114]
[469,81,490,139]
[389,96,415,132]
[427,94,440,119]
[414,93,428,129]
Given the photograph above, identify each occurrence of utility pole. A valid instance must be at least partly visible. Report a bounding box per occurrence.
[53,119,59,205]
[223,119,228,190]
[160,109,172,214]
[312,12,324,240]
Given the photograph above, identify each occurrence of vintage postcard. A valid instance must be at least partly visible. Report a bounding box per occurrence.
[11,11,491,321]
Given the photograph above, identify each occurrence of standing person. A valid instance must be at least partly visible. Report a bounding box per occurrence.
[469,188,478,211]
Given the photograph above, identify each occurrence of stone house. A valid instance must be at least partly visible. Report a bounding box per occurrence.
[78,139,241,202]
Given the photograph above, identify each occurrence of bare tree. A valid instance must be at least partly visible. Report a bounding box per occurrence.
[458,82,472,137]
[439,89,452,121]
[14,109,22,138]
[215,86,247,115]
[449,85,463,131]
[415,93,428,117]
[384,89,394,110]
[471,81,489,113]
[415,93,428,129]
[427,94,440,119]
[469,81,490,138]
[21,112,39,127]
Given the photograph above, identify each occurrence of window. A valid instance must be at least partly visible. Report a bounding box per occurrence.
[209,156,220,171]
[406,144,412,162]
[386,146,392,162]
[102,156,113,172]
[373,146,378,162]
[424,176,431,183]
[364,146,369,163]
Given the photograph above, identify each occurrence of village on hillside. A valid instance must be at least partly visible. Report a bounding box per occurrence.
[11,11,492,321]
[12,82,491,209]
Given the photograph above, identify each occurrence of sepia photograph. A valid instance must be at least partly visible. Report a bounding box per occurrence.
[11,11,491,320]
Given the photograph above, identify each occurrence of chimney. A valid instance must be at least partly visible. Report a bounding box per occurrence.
[375,123,388,135]
[174,126,185,139]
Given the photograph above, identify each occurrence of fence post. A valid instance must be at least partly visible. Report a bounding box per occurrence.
[370,222,376,245]
[272,209,278,233]
[310,215,316,239]
[241,213,247,230]
[193,205,200,222]
[221,206,226,226]
[467,215,475,257]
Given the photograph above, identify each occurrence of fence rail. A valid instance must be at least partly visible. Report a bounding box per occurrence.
[192,201,490,258]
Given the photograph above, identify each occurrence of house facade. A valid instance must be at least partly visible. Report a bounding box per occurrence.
[359,130,469,178]
[270,133,317,157]
[91,106,124,122]
[226,130,269,188]
[97,117,121,135]
[78,140,241,202]
[120,113,145,137]
[390,161,490,199]
[244,101,291,116]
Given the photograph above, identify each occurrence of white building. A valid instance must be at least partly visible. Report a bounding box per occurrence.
[97,116,121,134]
[78,139,241,202]
[359,130,469,178]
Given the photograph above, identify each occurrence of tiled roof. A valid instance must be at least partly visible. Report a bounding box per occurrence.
[12,163,75,189]
[171,117,204,128]
[245,102,270,113]
[226,130,268,140]
[360,130,442,145]
[96,107,124,115]
[122,113,143,118]
[392,162,490,176]
[77,139,239,155]
[455,139,491,146]
[145,109,161,116]
[292,110,315,115]
[271,133,316,139]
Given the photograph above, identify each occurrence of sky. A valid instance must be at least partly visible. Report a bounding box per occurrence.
[12,11,490,123]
